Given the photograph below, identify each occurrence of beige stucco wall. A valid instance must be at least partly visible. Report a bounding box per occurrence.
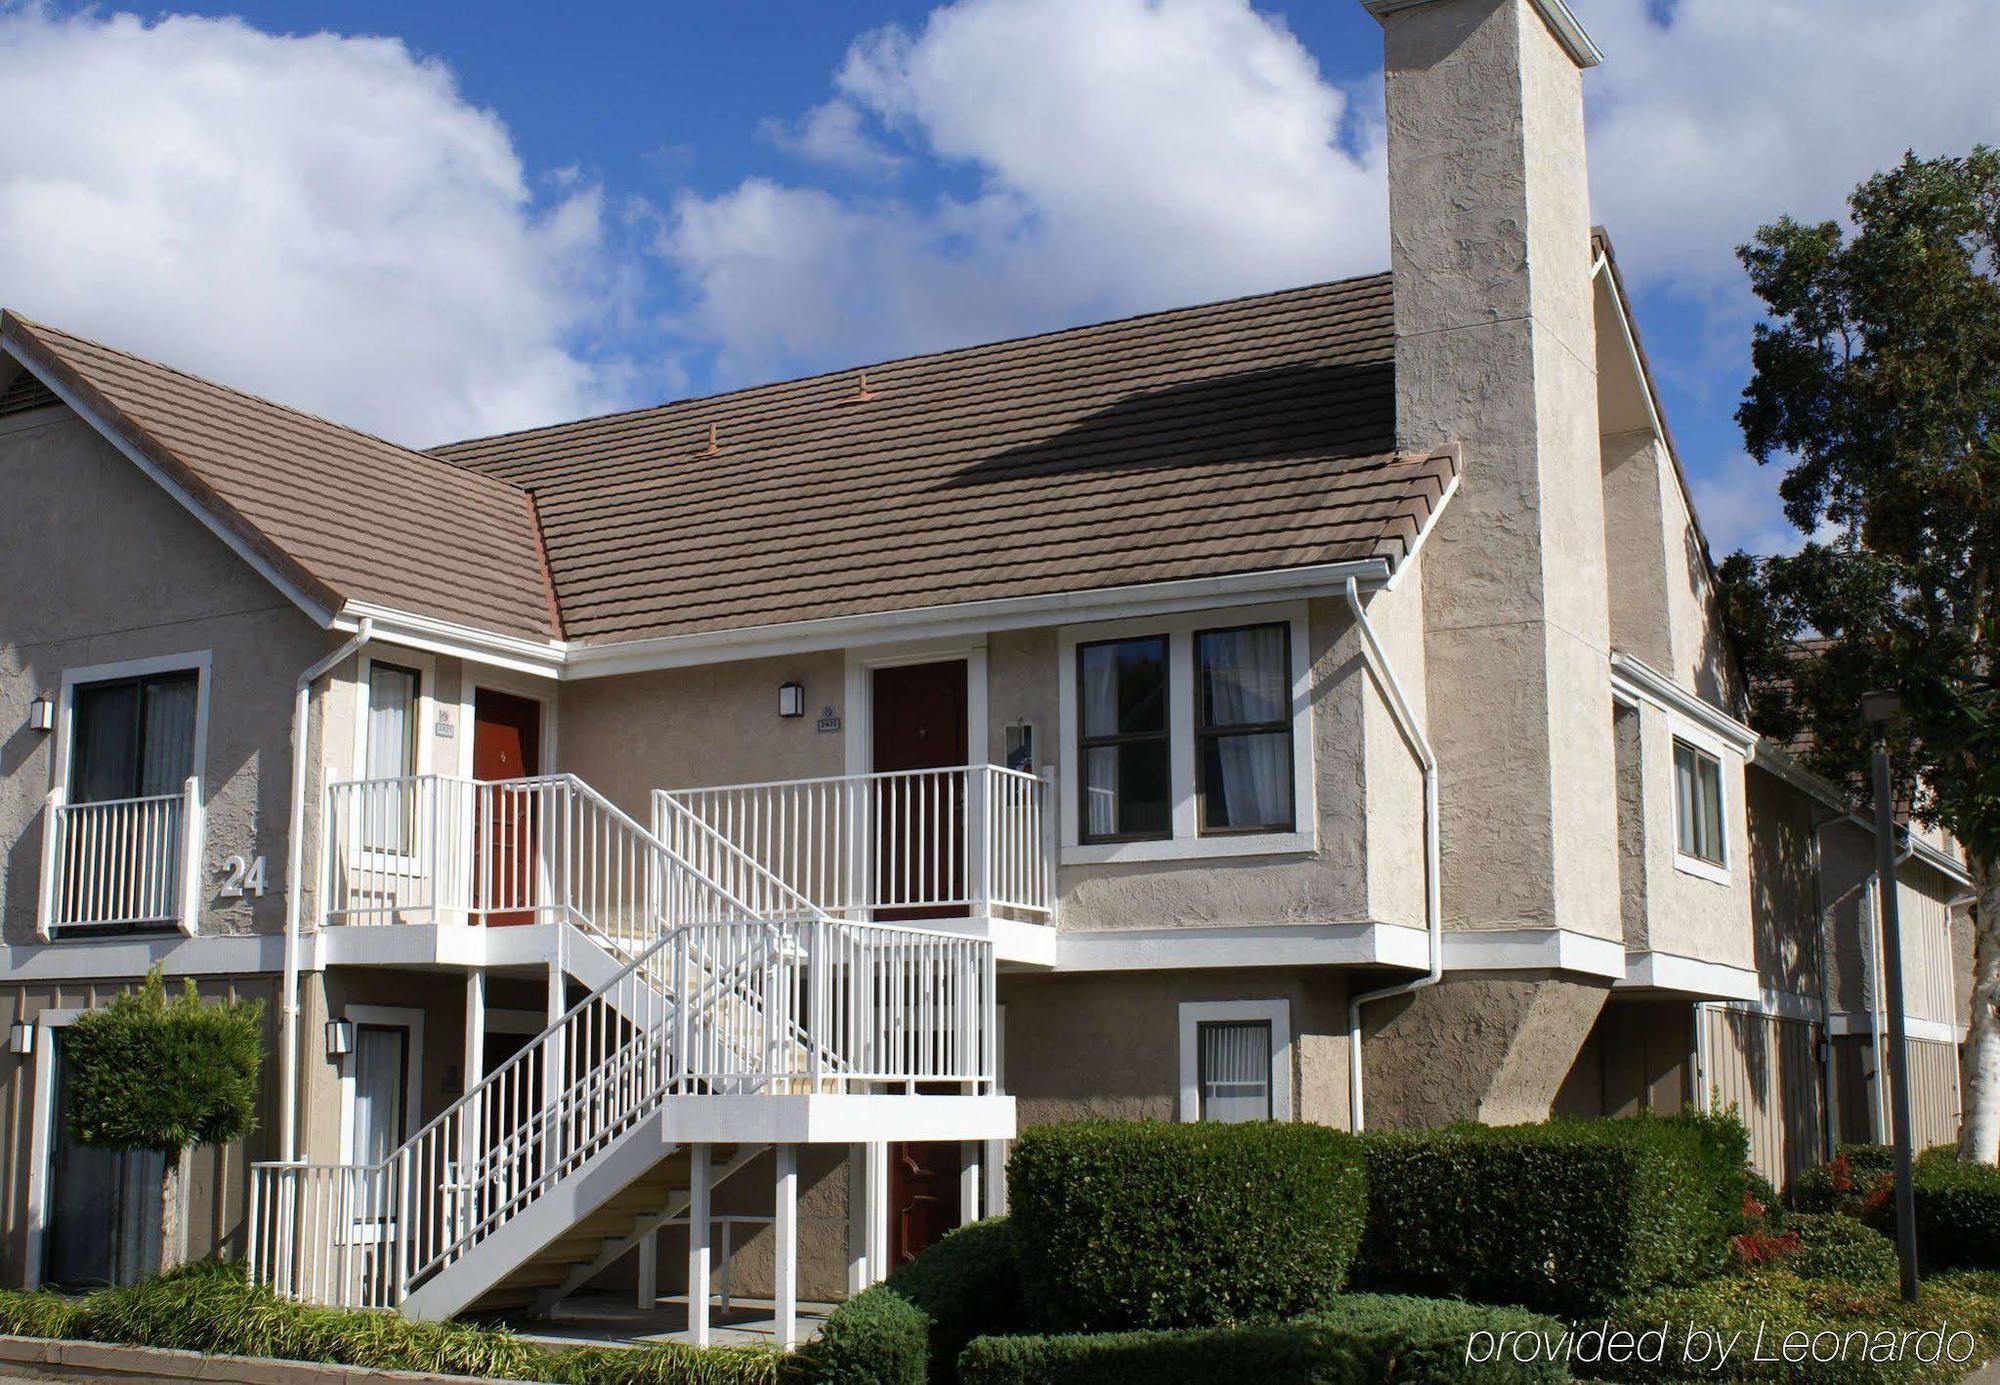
[1744,766,1822,999]
[1618,701,1753,968]
[0,409,333,942]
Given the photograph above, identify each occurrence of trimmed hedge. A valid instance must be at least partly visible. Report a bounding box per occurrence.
[1786,1212,1899,1286]
[1606,1269,2000,1382]
[1912,1145,2000,1272]
[1008,1120,1368,1332]
[956,1294,1568,1385]
[883,1219,1025,1382]
[1794,1144,1898,1216]
[1356,1112,1747,1316]
[0,1261,776,1385]
[787,1284,928,1385]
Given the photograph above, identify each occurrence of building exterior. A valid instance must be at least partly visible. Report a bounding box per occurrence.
[0,0,1974,1335]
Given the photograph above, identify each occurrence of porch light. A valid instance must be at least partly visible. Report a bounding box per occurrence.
[27,696,54,733]
[778,682,805,718]
[8,1022,33,1056]
[324,1018,356,1058]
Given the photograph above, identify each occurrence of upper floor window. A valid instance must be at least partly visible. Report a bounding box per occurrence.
[364,662,420,782]
[1195,624,1293,834]
[1077,635,1170,843]
[1061,605,1314,864]
[1673,737,1725,869]
[70,671,198,803]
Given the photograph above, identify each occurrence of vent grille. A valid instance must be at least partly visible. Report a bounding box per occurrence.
[0,371,58,419]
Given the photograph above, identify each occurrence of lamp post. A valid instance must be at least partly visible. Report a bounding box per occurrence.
[1862,689,1919,1302]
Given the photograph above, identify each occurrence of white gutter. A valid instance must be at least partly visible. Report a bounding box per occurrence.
[279,618,372,1163]
[1343,577,1442,1131]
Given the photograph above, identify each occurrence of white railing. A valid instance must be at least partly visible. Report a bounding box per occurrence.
[656,764,1056,923]
[36,777,204,935]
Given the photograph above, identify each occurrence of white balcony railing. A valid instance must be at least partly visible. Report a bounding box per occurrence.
[36,778,204,935]
[655,764,1056,924]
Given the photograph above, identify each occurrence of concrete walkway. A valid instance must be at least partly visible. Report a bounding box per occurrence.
[506,1290,831,1350]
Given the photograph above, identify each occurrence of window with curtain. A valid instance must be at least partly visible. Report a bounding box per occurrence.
[69,671,198,803]
[1673,738,1725,866]
[363,663,420,852]
[1196,1020,1272,1122]
[1195,623,1293,834]
[1077,635,1170,842]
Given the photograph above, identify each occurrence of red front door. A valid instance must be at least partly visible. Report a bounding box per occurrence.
[473,689,541,926]
[890,1141,962,1267]
[870,660,969,920]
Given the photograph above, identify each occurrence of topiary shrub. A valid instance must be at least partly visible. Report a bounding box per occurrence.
[1793,1144,1897,1216]
[1007,1120,1368,1333]
[786,1283,928,1385]
[1355,1111,1747,1317]
[1785,1212,1899,1286]
[956,1295,1568,1385]
[884,1218,1024,1383]
[64,968,263,1271]
[1912,1145,2000,1271]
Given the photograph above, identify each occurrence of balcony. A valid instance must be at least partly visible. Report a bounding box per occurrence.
[655,764,1057,941]
[35,778,204,936]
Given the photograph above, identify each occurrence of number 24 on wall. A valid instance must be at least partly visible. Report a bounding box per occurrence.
[216,854,268,898]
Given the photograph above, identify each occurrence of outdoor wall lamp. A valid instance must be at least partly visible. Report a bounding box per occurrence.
[778,682,805,718]
[324,1018,356,1058]
[8,1022,33,1056]
[27,695,54,733]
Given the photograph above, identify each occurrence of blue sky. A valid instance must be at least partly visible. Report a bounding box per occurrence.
[1,0,1993,557]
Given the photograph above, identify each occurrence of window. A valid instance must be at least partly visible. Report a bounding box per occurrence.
[69,671,198,804]
[1195,623,1294,834]
[361,662,420,852]
[1673,738,1726,868]
[1177,999,1291,1122]
[1077,635,1170,842]
[1196,1021,1272,1122]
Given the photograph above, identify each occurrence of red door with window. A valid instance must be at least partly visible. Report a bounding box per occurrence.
[473,690,541,925]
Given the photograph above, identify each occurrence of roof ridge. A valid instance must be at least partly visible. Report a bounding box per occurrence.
[2,310,533,505]
[429,270,1392,458]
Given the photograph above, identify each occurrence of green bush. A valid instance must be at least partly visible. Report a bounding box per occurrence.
[1794,1144,1897,1215]
[1785,1212,1899,1286]
[539,1342,780,1385]
[1912,1146,2000,1271]
[0,1288,89,1338]
[957,1294,1568,1385]
[884,1218,1024,1382]
[1356,1111,1747,1316]
[1606,1269,2000,1382]
[787,1284,928,1385]
[1007,1120,1368,1332]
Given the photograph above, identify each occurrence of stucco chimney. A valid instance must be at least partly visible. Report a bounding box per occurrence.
[1364,0,1618,946]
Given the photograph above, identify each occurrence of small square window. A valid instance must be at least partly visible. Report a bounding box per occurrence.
[1196,1020,1272,1123]
[1673,739,1725,867]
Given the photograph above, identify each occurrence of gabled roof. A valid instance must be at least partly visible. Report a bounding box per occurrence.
[0,312,556,642]
[436,273,1451,645]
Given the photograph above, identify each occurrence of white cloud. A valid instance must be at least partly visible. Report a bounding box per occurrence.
[663,0,1386,382]
[762,99,905,177]
[1687,457,1799,557]
[1585,0,2000,288]
[0,7,630,444]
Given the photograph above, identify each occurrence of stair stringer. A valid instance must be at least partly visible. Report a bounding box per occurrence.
[399,1117,681,1322]
[526,1140,769,1317]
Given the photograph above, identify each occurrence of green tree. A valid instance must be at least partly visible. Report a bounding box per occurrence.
[1720,146,2000,1163]
[65,967,265,1270]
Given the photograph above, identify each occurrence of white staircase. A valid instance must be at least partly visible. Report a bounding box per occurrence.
[250,774,997,1320]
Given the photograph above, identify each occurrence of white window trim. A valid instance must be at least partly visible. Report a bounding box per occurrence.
[24,1007,82,1289]
[1668,715,1733,886]
[455,673,559,781]
[336,1004,425,1166]
[351,651,438,784]
[52,650,213,801]
[843,639,989,777]
[1177,999,1292,1123]
[1058,603,1314,864]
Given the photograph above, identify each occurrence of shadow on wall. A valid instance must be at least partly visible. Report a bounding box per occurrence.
[1684,522,1741,710]
[934,361,1395,490]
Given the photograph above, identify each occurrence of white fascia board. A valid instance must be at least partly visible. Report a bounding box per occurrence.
[1711,990,1824,1025]
[562,558,1394,679]
[1442,927,1627,979]
[1363,0,1603,67]
[1827,1012,1967,1046]
[333,601,564,679]
[0,932,285,980]
[314,921,561,970]
[3,340,337,629]
[1608,652,1758,753]
[1055,921,1429,973]
[660,1093,1017,1144]
[1618,950,1760,1002]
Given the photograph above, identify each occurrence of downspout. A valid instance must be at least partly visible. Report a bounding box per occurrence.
[279,618,373,1163]
[1344,577,1442,1132]
[1809,811,1839,1158]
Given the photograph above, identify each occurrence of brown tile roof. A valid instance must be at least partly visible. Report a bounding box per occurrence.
[436,273,1444,645]
[1,312,556,642]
